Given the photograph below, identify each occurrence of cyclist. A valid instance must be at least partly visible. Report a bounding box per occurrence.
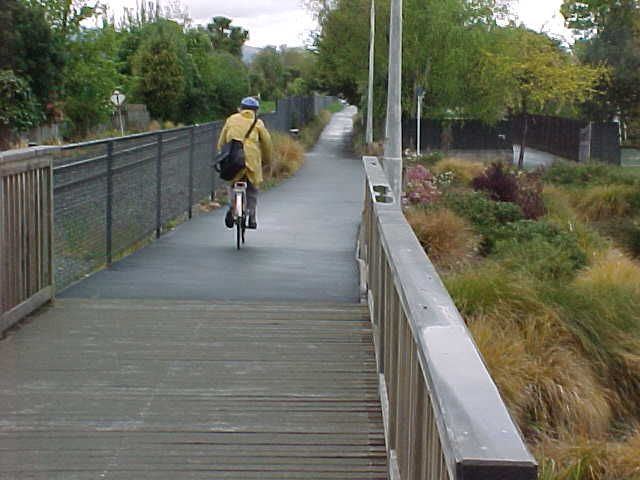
[217,97,272,229]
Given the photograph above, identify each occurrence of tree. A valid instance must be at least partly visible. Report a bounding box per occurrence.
[313,0,369,105]
[207,16,248,58]
[0,0,16,71]
[563,0,640,129]
[250,47,286,100]
[25,0,98,37]
[479,28,606,168]
[206,52,250,116]
[561,0,618,34]
[25,0,100,37]
[1,1,64,125]
[183,29,250,122]
[63,26,122,136]
[281,47,320,95]
[13,1,65,109]
[0,69,42,148]
[311,0,508,136]
[132,20,187,121]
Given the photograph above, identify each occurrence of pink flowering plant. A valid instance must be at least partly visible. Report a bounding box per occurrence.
[403,164,441,205]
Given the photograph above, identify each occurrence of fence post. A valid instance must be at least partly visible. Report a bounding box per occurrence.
[156,133,163,238]
[106,141,114,266]
[188,128,195,219]
[579,122,593,163]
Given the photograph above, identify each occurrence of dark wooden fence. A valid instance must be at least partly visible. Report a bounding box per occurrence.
[402,119,512,152]
[512,115,621,164]
[402,116,621,164]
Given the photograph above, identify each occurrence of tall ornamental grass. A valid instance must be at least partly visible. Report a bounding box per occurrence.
[405,157,640,477]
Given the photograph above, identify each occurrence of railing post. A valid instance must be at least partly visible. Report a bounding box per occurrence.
[0,176,5,312]
[211,126,217,201]
[106,141,113,266]
[156,133,163,238]
[188,127,194,219]
[47,158,54,292]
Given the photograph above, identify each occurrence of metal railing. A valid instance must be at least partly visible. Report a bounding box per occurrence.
[1,94,339,321]
[0,148,54,333]
[53,122,221,290]
[358,156,537,480]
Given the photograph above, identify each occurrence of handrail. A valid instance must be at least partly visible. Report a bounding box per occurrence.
[358,156,537,480]
[0,148,54,333]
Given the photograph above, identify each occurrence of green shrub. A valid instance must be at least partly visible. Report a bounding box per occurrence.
[543,185,611,260]
[326,101,345,113]
[444,263,545,317]
[415,151,444,167]
[443,191,523,253]
[493,235,586,282]
[543,161,638,187]
[443,191,523,231]
[488,220,587,281]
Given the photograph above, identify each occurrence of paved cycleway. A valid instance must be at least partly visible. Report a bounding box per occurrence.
[61,107,364,304]
[0,107,388,479]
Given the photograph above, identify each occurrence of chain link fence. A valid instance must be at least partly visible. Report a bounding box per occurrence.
[52,95,336,291]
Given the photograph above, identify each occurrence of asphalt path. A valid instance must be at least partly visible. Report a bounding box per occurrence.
[61,107,363,303]
[512,144,565,168]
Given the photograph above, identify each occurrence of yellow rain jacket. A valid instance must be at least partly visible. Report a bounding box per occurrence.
[217,109,273,186]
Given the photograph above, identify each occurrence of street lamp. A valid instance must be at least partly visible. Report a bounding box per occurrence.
[416,86,425,156]
[383,0,403,200]
[365,0,375,146]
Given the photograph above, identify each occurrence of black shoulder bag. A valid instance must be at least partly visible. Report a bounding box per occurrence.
[214,115,259,181]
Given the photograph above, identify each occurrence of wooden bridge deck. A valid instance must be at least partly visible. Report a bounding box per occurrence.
[0,299,387,479]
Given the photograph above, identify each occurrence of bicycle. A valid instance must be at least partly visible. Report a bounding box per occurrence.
[231,181,248,249]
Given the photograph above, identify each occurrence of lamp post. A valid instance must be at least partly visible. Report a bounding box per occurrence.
[416,86,425,156]
[383,0,403,200]
[365,0,375,146]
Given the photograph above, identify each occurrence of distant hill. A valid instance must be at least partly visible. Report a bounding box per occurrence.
[242,46,262,64]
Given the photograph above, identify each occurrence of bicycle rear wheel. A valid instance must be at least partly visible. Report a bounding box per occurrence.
[236,219,242,249]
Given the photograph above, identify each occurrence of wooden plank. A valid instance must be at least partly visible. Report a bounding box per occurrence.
[0,285,52,335]
[8,175,17,309]
[0,155,54,176]
[0,301,387,478]
[47,165,54,288]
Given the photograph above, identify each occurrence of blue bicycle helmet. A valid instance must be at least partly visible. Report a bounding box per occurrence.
[240,97,260,111]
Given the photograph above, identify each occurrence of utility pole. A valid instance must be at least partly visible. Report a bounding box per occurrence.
[365,0,375,146]
[416,87,425,156]
[383,0,403,200]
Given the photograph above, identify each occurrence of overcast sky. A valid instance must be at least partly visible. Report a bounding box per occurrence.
[101,0,573,48]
